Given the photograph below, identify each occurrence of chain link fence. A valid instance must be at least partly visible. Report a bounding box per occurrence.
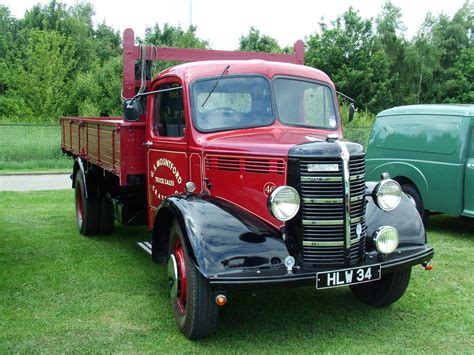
[0,123,373,172]
[0,123,70,171]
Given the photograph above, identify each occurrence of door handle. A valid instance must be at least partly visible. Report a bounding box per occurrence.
[468,163,474,168]
[143,141,153,148]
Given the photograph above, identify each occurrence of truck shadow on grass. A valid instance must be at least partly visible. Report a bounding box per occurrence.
[208,285,416,345]
[427,215,474,240]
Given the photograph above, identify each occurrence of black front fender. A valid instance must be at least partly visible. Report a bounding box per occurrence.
[159,194,289,277]
[365,182,426,247]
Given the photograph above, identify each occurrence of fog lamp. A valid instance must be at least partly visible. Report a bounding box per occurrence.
[267,186,300,221]
[373,226,399,255]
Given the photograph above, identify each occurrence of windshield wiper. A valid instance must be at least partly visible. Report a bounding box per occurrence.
[201,64,230,108]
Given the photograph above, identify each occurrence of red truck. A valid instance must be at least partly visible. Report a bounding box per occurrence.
[60,29,434,339]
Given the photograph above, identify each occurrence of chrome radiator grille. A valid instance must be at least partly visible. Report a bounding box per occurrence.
[299,155,366,267]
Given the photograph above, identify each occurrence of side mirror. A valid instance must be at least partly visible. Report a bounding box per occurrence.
[348,103,356,123]
[123,99,140,122]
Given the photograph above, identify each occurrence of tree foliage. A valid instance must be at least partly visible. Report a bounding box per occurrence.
[239,27,282,53]
[304,1,473,114]
[0,0,472,123]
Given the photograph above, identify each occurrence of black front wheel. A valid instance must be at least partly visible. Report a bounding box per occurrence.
[167,221,218,339]
[350,268,411,307]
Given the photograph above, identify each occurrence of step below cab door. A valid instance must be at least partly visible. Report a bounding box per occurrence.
[463,127,474,217]
[145,78,189,228]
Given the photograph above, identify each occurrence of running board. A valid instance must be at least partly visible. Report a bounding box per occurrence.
[138,241,152,255]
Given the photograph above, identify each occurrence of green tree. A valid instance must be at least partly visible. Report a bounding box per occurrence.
[238,27,282,53]
[143,23,208,48]
[72,55,122,117]
[142,23,209,74]
[306,7,391,113]
[413,2,473,104]
[375,1,412,107]
[6,29,76,121]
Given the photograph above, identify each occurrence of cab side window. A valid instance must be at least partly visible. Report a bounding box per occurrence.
[153,84,185,137]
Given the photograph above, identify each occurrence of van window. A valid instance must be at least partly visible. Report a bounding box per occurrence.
[153,84,185,137]
[374,117,461,155]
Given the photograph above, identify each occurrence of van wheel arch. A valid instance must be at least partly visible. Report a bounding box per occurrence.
[394,177,428,225]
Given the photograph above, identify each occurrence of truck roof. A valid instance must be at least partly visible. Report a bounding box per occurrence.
[157,60,333,86]
[377,104,474,118]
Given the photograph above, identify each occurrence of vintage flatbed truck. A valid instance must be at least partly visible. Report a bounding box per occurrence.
[60,28,434,339]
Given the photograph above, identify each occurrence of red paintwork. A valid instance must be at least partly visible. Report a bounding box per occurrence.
[199,123,332,156]
[143,62,341,229]
[148,149,188,207]
[62,29,343,231]
[174,237,187,315]
[60,117,146,186]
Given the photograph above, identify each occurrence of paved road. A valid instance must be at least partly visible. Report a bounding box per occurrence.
[0,174,71,192]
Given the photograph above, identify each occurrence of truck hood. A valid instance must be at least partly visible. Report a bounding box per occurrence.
[200,126,339,157]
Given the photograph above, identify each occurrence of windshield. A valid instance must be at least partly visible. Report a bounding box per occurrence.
[192,76,274,132]
[191,75,339,133]
[274,78,338,129]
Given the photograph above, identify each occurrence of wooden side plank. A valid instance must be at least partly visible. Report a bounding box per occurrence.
[60,117,146,186]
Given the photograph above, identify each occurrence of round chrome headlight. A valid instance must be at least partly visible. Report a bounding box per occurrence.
[373,226,399,255]
[374,179,402,211]
[268,186,300,221]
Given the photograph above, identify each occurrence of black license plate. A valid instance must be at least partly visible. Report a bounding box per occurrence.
[316,264,381,289]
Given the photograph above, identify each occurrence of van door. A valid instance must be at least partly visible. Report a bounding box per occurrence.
[145,80,189,227]
[463,128,474,217]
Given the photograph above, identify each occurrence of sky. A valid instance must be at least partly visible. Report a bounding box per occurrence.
[2,0,468,50]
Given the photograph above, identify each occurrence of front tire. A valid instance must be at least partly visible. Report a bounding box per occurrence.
[167,221,218,339]
[350,268,411,307]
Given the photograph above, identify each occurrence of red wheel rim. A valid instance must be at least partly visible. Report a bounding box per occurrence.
[174,237,187,315]
[76,189,84,226]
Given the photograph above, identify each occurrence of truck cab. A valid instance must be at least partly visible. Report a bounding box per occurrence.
[61,29,434,340]
[145,60,342,231]
[366,104,474,221]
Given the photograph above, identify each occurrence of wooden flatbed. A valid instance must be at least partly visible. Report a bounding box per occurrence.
[60,117,146,186]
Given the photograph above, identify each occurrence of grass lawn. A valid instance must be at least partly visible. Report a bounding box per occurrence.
[0,190,472,352]
[0,160,71,175]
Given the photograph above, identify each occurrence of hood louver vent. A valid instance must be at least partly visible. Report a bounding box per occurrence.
[205,156,284,175]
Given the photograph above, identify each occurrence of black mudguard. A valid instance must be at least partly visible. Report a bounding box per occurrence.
[154,184,428,286]
[158,194,289,277]
[365,182,426,247]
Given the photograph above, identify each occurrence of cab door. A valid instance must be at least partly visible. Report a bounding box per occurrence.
[145,79,189,227]
[463,128,474,217]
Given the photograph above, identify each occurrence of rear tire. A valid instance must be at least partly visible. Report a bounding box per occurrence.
[168,221,218,339]
[99,197,115,234]
[350,268,411,307]
[401,183,428,225]
[74,172,99,236]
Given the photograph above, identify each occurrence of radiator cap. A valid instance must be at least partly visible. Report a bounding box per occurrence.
[326,134,339,142]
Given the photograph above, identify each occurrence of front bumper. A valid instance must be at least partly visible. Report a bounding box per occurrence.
[208,245,434,289]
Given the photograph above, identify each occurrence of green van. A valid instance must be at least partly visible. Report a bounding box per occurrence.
[366,104,474,222]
